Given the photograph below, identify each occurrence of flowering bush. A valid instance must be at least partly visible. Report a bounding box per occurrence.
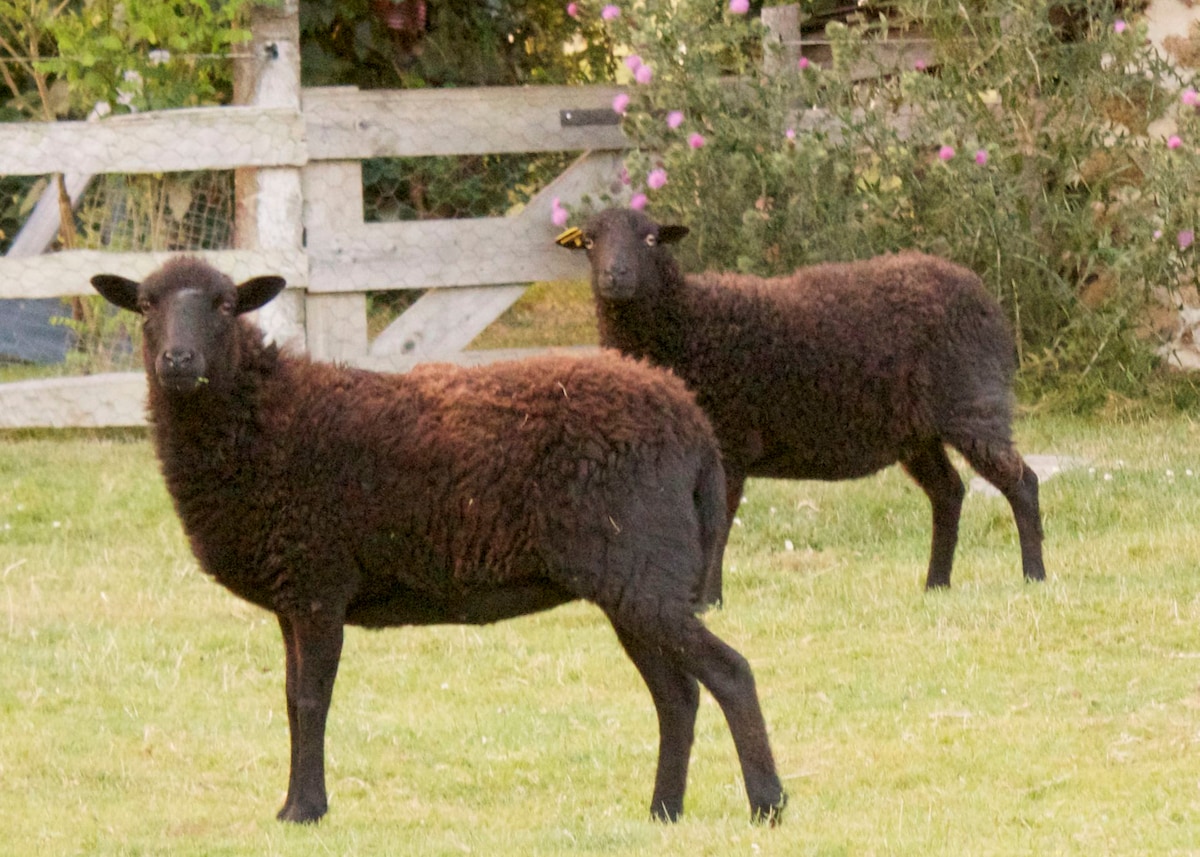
[567,0,1200,407]
[39,0,258,115]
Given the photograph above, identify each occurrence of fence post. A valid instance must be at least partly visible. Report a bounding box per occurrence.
[234,0,307,349]
[302,160,369,362]
[761,5,801,76]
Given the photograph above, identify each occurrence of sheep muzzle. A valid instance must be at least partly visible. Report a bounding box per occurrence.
[154,350,210,392]
[595,269,639,301]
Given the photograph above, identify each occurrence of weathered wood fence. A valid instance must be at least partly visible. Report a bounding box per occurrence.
[9,2,1192,428]
[0,2,629,428]
[0,2,942,429]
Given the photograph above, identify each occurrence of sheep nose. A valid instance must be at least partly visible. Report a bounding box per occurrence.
[162,348,196,370]
[602,264,630,287]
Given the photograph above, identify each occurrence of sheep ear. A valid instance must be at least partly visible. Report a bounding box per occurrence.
[658,225,690,245]
[555,226,587,250]
[235,276,287,314]
[91,275,143,314]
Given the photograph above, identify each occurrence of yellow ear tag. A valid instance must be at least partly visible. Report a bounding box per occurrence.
[555,226,585,248]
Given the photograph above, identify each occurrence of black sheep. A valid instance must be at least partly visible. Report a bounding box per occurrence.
[91,257,786,825]
[557,208,1045,592]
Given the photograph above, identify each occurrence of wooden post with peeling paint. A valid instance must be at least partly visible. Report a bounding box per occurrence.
[234,1,308,350]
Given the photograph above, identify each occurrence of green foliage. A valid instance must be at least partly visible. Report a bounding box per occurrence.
[38,0,259,115]
[0,175,41,255]
[595,0,1200,408]
[1,0,258,120]
[300,0,615,88]
[0,1,259,362]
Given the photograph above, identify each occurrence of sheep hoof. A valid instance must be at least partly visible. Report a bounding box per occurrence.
[650,801,683,823]
[276,801,327,824]
[923,574,951,591]
[752,791,788,826]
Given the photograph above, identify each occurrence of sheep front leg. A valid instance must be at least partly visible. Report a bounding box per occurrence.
[276,612,345,823]
[612,624,700,821]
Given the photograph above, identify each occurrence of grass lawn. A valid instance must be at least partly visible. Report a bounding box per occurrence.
[3,410,1200,855]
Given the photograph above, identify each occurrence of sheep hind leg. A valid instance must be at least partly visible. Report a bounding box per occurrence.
[900,439,965,590]
[612,625,700,822]
[702,467,746,606]
[724,469,746,531]
[276,612,345,823]
[957,443,1045,583]
[617,612,786,824]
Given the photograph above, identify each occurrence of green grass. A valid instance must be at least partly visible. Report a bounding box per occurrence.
[0,362,65,383]
[6,281,1200,852]
[4,414,1200,855]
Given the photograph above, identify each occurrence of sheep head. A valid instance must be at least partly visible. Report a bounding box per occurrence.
[556,208,688,300]
[91,257,285,395]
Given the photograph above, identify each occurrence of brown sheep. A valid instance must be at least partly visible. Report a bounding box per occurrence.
[90,257,786,826]
[557,207,1045,592]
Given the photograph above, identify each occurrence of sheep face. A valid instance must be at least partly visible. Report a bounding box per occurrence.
[92,258,285,395]
[556,208,689,300]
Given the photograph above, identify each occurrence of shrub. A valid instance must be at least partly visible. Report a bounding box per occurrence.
[574,0,1200,408]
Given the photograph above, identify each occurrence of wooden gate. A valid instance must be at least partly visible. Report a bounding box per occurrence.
[0,2,627,427]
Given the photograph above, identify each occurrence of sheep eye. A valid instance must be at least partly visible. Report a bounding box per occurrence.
[583,237,594,250]
[137,298,153,313]
[644,234,657,247]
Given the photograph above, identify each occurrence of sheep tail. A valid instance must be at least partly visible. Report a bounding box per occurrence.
[695,447,729,610]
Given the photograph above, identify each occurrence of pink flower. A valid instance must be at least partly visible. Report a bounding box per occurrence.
[566,2,579,18]
[551,198,568,227]
[1180,230,1195,250]
[635,64,653,84]
[785,127,796,140]
[688,132,706,149]
[975,149,988,165]
[938,145,956,161]
[624,54,643,71]
[619,166,631,185]
[798,57,810,70]
[1168,135,1183,149]
[601,4,620,20]
[1184,88,1200,107]
[612,92,630,115]
[630,193,648,210]
[1153,229,1163,240]
[1114,19,1127,34]
[647,168,668,189]
[667,110,684,129]
[914,59,927,71]
[729,0,749,12]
